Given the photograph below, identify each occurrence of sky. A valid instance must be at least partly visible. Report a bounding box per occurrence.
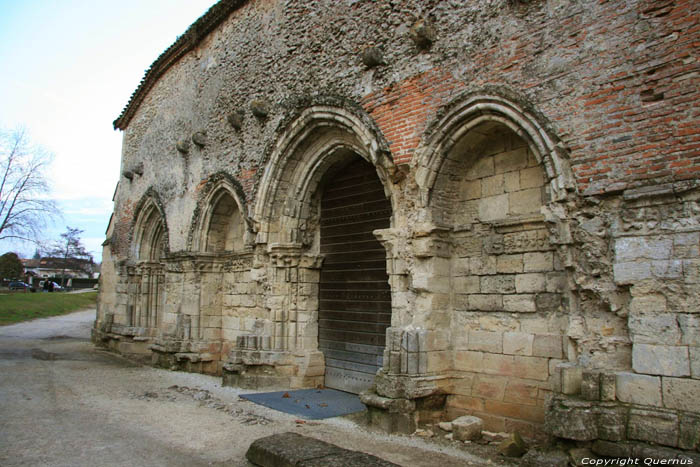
[0,0,217,262]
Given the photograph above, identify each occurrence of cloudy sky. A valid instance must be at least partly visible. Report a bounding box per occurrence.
[0,0,217,261]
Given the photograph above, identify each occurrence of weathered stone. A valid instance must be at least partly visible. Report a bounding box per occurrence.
[245,432,399,467]
[627,408,679,447]
[409,18,436,49]
[515,273,545,293]
[227,110,244,129]
[438,421,452,432]
[662,376,700,411]
[451,415,483,441]
[600,373,616,401]
[580,371,600,401]
[595,405,627,442]
[613,262,652,284]
[545,398,597,441]
[503,332,534,356]
[361,46,384,68]
[497,432,527,457]
[628,311,680,345]
[615,372,662,407]
[632,344,690,377]
[615,236,672,262]
[568,448,597,467]
[591,440,632,458]
[559,364,582,395]
[503,294,537,312]
[519,448,568,467]
[679,413,700,450]
[532,334,563,359]
[191,131,207,147]
[250,99,270,118]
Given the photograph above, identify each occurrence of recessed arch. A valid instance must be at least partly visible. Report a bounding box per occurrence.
[414,91,576,208]
[253,105,396,246]
[131,189,169,261]
[190,172,252,253]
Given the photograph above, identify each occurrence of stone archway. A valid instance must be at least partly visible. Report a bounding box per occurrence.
[226,104,397,390]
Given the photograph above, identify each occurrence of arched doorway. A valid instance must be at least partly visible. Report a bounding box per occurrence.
[318,156,392,394]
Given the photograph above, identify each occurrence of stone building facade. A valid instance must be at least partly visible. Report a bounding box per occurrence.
[95,0,700,453]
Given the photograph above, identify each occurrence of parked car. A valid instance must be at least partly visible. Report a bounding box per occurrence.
[8,281,30,290]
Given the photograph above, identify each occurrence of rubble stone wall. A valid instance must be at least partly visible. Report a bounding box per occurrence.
[96,0,700,448]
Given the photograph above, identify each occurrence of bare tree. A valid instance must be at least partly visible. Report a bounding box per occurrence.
[47,227,94,287]
[0,127,58,243]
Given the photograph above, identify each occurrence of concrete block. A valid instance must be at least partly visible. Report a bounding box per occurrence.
[532,334,564,358]
[615,372,662,407]
[615,236,672,262]
[503,294,536,312]
[613,261,652,284]
[628,408,679,447]
[662,377,700,411]
[451,415,483,441]
[515,273,545,293]
[503,332,534,356]
[480,275,515,293]
[628,312,680,345]
[479,194,509,222]
[632,343,690,377]
[468,330,503,353]
[509,188,542,215]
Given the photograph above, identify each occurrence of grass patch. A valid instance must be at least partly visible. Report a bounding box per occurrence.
[0,292,97,326]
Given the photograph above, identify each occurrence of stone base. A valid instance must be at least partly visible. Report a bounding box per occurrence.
[360,389,447,434]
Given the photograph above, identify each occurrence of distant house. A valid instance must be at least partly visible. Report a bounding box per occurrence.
[22,257,96,280]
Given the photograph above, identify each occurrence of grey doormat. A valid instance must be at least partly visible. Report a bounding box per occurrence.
[239,388,366,420]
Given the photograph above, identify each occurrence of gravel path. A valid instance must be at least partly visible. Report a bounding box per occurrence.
[0,309,513,466]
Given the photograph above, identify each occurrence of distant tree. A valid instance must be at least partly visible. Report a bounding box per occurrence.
[47,227,94,286]
[0,127,59,243]
[32,249,41,259]
[0,252,24,280]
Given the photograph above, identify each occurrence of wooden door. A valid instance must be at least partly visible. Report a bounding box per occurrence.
[318,157,392,394]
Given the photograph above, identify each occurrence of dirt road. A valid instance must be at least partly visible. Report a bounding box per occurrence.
[0,310,509,466]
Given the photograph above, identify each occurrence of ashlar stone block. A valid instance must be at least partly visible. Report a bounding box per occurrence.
[615,236,672,262]
[628,408,679,447]
[532,334,564,359]
[452,415,484,441]
[509,188,542,216]
[481,174,504,197]
[613,262,651,284]
[468,294,502,311]
[480,275,515,294]
[497,254,523,273]
[479,194,509,222]
[632,343,690,377]
[503,332,534,356]
[515,273,545,293]
[468,329,503,353]
[615,372,662,407]
[519,166,544,189]
[628,312,680,345]
[523,252,553,272]
[503,294,536,312]
[662,377,700,411]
